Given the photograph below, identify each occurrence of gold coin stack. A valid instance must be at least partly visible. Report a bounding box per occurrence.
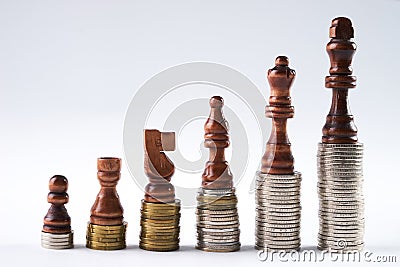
[139,200,181,252]
[86,222,127,250]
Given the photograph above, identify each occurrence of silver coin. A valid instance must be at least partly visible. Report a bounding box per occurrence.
[256,217,301,224]
[197,231,240,237]
[196,209,238,215]
[198,237,240,243]
[197,223,240,229]
[197,215,239,221]
[197,227,239,233]
[256,191,300,197]
[41,243,73,249]
[41,232,73,239]
[318,233,364,241]
[257,226,300,233]
[197,240,240,247]
[255,243,300,250]
[196,243,241,251]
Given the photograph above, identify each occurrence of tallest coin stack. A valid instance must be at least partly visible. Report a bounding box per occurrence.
[317,17,364,252]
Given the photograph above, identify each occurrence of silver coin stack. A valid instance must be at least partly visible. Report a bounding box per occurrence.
[196,187,241,252]
[317,143,364,251]
[255,171,302,251]
[41,231,74,249]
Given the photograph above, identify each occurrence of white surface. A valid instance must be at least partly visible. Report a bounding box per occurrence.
[1,0,399,266]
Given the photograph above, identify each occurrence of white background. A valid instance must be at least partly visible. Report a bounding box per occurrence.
[1,0,399,266]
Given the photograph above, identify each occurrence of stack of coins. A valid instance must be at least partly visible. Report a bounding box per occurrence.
[139,200,181,251]
[317,143,364,251]
[255,172,302,251]
[196,188,240,252]
[41,231,73,249]
[86,222,127,250]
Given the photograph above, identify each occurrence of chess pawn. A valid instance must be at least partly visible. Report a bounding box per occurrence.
[144,129,176,203]
[323,17,358,143]
[90,157,124,225]
[43,175,71,233]
[202,96,233,189]
[261,56,295,175]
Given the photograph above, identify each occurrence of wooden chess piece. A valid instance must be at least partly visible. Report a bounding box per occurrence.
[144,129,176,203]
[43,175,71,234]
[202,96,233,189]
[322,17,358,143]
[261,56,295,175]
[90,157,124,225]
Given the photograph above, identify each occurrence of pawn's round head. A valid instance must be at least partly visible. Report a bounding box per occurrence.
[210,96,224,108]
[49,175,68,193]
[275,56,289,67]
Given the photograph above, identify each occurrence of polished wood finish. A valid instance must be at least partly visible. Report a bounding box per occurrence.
[202,96,233,189]
[261,56,295,175]
[90,157,124,225]
[43,175,71,234]
[322,17,358,143]
[144,129,176,203]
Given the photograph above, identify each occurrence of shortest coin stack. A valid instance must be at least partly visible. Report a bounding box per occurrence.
[41,231,73,249]
[196,188,240,252]
[255,171,302,251]
[139,200,181,251]
[86,222,127,250]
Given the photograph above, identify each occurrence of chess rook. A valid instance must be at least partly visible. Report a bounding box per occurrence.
[255,57,302,251]
[317,17,365,252]
[140,129,181,252]
[86,157,127,250]
[196,96,240,252]
[41,175,74,249]
[90,157,124,225]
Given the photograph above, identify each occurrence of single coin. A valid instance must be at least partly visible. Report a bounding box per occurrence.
[41,243,73,249]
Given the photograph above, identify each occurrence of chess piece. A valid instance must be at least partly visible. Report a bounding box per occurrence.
[255,57,302,251]
[261,56,295,175]
[86,157,127,250]
[317,17,364,252]
[41,175,73,249]
[202,96,233,189]
[196,96,240,252]
[144,129,176,203]
[140,129,181,252]
[323,17,358,143]
[90,157,124,225]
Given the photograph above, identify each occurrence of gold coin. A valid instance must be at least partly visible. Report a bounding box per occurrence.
[87,240,126,247]
[141,213,180,220]
[86,236,125,242]
[86,243,126,250]
[141,218,179,224]
[139,243,179,252]
[87,227,126,235]
[88,222,127,231]
[140,233,179,239]
[86,232,126,238]
[140,229,180,235]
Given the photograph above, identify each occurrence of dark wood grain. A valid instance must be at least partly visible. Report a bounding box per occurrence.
[261,56,295,175]
[202,96,233,189]
[43,175,71,234]
[90,157,124,225]
[144,129,176,203]
[322,17,358,143]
